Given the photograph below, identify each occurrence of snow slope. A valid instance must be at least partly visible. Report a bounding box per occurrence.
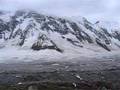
[0,10,120,63]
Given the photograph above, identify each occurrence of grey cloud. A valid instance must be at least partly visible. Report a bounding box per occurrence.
[0,0,120,22]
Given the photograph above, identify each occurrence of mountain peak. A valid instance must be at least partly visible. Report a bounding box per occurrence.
[0,10,120,60]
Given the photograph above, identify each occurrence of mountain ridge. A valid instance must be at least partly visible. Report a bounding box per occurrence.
[0,10,120,59]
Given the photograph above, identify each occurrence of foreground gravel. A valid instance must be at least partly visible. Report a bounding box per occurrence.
[0,55,120,90]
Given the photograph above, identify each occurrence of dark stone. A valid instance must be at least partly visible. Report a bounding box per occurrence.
[31,43,42,51]
[113,31,120,41]
[31,40,63,53]
[66,38,83,47]
[96,38,111,51]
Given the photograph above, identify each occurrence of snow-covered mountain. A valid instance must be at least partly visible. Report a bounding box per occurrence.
[94,20,120,31]
[0,10,120,62]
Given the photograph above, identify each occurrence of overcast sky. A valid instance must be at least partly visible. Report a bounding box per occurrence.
[0,0,120,23]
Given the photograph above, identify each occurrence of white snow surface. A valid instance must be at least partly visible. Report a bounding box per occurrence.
[0,41,120,63]
[0,11,120,63]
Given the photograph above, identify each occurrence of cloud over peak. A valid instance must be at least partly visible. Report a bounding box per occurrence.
[0,0,120,23]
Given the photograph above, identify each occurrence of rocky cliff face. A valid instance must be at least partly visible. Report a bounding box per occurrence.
[0,10,120,52]
[112,31,120,41]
